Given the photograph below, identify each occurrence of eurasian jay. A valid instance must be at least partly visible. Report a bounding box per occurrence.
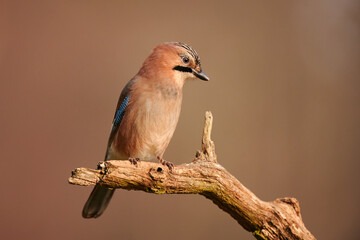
[82,42,209,218]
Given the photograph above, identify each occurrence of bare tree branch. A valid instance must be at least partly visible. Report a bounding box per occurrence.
[69,111,315,240]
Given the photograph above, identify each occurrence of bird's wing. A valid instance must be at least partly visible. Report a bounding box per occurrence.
[104,78,137,160]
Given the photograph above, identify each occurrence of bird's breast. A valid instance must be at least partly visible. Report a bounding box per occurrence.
[113,83,183,160]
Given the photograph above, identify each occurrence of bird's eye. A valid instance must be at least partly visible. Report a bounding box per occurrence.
[182,56,190,64]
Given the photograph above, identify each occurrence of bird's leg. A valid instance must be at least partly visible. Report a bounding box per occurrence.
[128,157,140,165]
[157,156,174,171]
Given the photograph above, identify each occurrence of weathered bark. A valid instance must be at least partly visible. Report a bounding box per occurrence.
[69,112,315,240]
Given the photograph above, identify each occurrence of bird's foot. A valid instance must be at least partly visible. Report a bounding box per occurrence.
[157,156,174,171]
[128,157,140,165]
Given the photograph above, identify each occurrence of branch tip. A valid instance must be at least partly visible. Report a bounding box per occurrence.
[200,111,217,162]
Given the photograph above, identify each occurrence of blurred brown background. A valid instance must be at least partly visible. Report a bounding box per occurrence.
[1,1,359,239]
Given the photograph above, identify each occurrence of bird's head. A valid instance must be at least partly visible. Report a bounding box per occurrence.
[138,42,209,87]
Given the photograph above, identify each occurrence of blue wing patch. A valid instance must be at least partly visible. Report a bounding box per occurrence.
[114,95,130,126]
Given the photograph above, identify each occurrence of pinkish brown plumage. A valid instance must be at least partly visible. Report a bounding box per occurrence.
[82,42,209,218]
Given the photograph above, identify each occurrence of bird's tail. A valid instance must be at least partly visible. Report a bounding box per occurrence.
[82,184,115,218]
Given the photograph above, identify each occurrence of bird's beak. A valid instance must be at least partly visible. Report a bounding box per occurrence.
[192,69,209,81]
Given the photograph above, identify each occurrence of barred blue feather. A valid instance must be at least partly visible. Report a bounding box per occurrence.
[114,95,130,126]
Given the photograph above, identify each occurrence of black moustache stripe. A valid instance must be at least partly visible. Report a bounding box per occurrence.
[173,65,192,73]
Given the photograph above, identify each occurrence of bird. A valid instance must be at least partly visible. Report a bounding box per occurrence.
[82,42,209,218]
